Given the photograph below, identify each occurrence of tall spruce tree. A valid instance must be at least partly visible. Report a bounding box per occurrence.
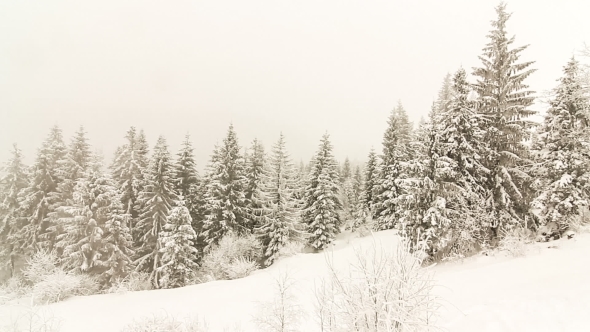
[244,138,266,228]
[55,170,134,284]
[363,149,380,219]
[0,145,29,257]
[135,136,179,288]
[174,134,201,228]
[11,126,67,253]
[472,2,537,237]
[302,134,342,250]
[111,127,148,232]
[201,124,249,251]
[157,203,199,289]
[375,101,413,230]
[533,58,590,233]
[254,134,303,266]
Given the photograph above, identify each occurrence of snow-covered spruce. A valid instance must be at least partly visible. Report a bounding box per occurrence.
[533,58,590,233]
[302,134,342,251]
[253,133,303,266]
[157,203,199,289]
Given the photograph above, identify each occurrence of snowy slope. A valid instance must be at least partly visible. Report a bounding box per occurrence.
[2,230,590,332]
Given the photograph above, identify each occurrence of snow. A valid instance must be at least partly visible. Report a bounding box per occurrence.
[2,230,590,332]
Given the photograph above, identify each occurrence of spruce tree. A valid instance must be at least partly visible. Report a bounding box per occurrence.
[302,134,342,250]
[12,126,67,253]
[362,149,380,219]
[111,127,148,232]
[472,2,537,236]
[244,138,266,228]
[174,134,201,226]
[0,145,29,257]
[340,157,351,183]
[55,170,134,283]
[157,203,199,289]
[135,136,179,288]
[375,101,413,230]
[533,58,590,233]
[254,134,303,266]
[201,125,249,250]
[350,166,367,231]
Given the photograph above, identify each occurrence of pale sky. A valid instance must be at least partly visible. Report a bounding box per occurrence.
[1,0,588,171]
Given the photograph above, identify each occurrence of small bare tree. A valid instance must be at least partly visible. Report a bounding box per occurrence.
[315,237,440,332]
[253,268,305,332]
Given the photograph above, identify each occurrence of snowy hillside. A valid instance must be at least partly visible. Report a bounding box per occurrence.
[2,229,590,332]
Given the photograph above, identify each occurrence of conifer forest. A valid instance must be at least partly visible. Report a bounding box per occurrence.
[1,2,590,332]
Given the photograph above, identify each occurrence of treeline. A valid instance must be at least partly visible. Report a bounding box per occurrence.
[1,3,589,290]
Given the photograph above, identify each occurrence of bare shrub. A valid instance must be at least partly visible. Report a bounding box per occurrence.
[498,227,533,257]
[224,257,259,280]
[121,312,209,332]
[277,241,305,259]
[198,232,263,281]
[314,238,440,332]
[1,299,62,332]
[105,272,153,294]
[253,269,304,332]
[31,270,99,305]
[0,275,30,304]
[22,251,60,285]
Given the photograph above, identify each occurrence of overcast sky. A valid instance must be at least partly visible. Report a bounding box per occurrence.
[1,0,589,170]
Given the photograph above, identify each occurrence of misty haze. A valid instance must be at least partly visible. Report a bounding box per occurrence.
[1,1,590,331]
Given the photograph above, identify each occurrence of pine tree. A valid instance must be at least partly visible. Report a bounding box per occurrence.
[302,134,342,250]
[340,158,351,183]
[0,145,29,257]
[157,203,199,289]
[472,2,537,237]
[375,101,413,230]
[55,171,134,284]
[110,127,148,232]
[46,126,93,253]
[254,134,303,266]
[244,138,266,228]
[11,126,67,253]
[350,166,367,231]
[201,125,249,250]
[174,134,201,227]
[362,149,380,219]
[135,136,179,287]
[533,58,590,233]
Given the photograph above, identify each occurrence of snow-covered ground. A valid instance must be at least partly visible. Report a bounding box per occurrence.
[2,230,590,332]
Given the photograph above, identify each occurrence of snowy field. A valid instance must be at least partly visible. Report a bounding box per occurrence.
[2,230,590,332]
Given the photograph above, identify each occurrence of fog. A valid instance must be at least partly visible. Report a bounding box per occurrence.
[1,0,588,169]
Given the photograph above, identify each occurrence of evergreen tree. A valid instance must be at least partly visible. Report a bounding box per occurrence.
[110,127,148,232]
[302,134,342,250]
[11,126,67,253]
[254,134,303,266]
[135,136,179,287]
[0,145,29,256]
[157,203,199,289]
[340,157,351,182]
[46,126,93,253]
[244,138,266,228]
[55,171,134,284]
[350,166,367,231]
[362,149,380,219]
[201,125,249,250]
[533,58,590,233]
[174,134,201,225]
[375,101,413,230]
[472,2,537,237]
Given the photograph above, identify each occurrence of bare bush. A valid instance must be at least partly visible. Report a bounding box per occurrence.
[314,238,440,332]
[277,241,305,259]
[22,251,60,285]
[0,275,30,304]
[498,227,533,257]
[198,232,263,281]
[105,272,153,294]
[121,312,209,332]
[31,270,99,305]
[1,299,62,332]
[253,269,304,332]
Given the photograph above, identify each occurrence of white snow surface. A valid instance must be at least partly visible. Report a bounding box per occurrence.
[2,230,590,332]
